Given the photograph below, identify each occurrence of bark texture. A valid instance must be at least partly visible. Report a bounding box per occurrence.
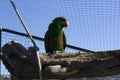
[1,40,120,80]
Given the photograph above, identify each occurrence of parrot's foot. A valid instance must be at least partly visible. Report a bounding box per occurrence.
[47,50,63,56]
[53,50,64,53]
[47,51,65,59]
[47,53,56,58]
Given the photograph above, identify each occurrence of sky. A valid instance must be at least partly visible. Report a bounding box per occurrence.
[0,0,120,76]
[0,0,120,52]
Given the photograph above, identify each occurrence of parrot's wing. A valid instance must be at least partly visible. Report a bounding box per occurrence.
[44,31,50,52]
[63,32,66,50]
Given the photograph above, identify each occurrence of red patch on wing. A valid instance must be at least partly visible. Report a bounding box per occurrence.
[62,39,65,46]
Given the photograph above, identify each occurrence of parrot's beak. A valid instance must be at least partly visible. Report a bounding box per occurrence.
[65,21,69,28]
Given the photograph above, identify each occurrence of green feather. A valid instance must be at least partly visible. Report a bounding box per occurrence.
[44,17,67,53]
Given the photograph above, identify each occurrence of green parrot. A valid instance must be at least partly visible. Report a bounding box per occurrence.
[44,17,69,53]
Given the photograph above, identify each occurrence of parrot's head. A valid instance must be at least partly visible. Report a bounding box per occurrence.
[53,16,69,28]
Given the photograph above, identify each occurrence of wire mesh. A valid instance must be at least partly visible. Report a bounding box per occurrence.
[1,0,120,52]
[0,28,80,79]
[0,0,120,80]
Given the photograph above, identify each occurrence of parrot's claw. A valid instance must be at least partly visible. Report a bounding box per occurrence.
[53,50,63,53]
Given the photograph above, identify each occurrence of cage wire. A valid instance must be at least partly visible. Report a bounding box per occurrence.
[0,0,120,80]
[1,30,44,78]
[0,28,80,79]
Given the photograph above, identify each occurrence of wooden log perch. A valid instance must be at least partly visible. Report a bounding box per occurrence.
[1,40,120,80]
